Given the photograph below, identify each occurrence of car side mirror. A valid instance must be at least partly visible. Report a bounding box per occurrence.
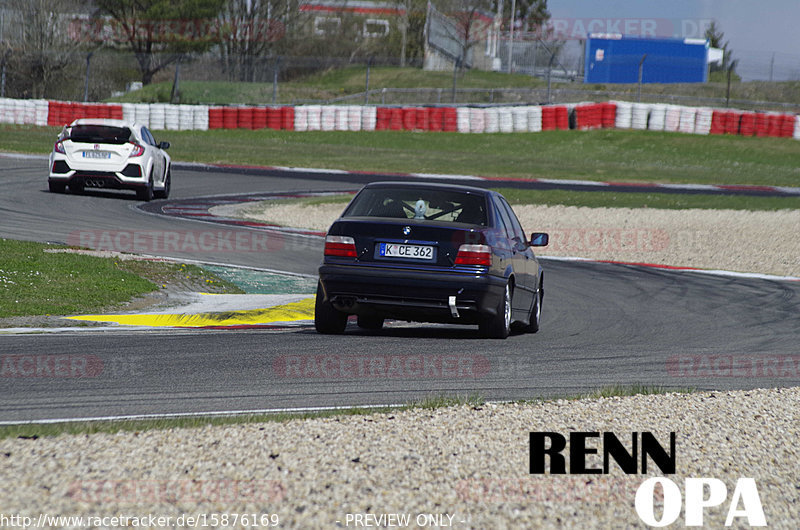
[530,232,549,247]
[158,141,170,150]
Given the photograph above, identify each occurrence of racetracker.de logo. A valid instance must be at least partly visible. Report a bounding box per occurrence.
[68,230,285,253]
[666,355,800,378]
[1,355,103,378]
[273,354,490,379]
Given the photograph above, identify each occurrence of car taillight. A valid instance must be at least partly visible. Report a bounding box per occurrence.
[455,244,492,266]
[54,140,65,154]
[128,142,145,157]
[324,235,357,257]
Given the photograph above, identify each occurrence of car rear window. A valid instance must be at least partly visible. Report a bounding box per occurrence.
[67,125,132,145]
[343,187,488,226]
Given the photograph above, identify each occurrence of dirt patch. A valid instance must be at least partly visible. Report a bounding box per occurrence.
[220,201,800,277]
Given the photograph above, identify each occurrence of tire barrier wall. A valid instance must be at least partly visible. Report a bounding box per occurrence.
[2,98,798,141]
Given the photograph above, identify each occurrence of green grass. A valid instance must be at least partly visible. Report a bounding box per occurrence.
[0,240,243,318]
[0,386,686,440]
[36,127,800,187]
[0,240,156,318]
[4,124,800,210]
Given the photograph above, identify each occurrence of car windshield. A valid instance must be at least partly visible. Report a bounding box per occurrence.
[67,125,132,145]
[343,187,488,226]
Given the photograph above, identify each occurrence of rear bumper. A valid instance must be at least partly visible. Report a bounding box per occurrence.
[49,156,147,191]
[48,172,149,191]
[318,262,506,324]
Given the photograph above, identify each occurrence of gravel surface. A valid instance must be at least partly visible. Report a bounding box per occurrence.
[1,388,797,528]
[223,202,800,277]
[7,201,798,528]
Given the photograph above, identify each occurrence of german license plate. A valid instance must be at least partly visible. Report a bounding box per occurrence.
[379,243,434,260]
[82,151,111,159]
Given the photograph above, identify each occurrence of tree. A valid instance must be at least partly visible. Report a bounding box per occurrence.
[3,0,83,98]
[705,20,733,74]
[94,0,226,85]
[515,0,549,32]
[392,0,427,66]
[428,0,494,71]
[218,0,293,82]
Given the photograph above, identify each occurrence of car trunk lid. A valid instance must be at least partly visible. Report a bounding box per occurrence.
[327,218,487,268]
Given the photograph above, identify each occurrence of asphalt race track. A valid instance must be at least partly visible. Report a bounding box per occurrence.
[1,156,798,422]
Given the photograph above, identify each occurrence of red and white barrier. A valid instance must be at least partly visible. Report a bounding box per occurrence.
[664,105,681,132]
[484,108,499,133]
[678,107,697,134]
[498,108,514,133]
[693,108,713,135]
[648,104,666,131]
[2,97,798,147]
[362,106,377,131]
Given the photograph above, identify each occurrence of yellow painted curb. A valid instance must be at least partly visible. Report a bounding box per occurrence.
[68,297,315,328]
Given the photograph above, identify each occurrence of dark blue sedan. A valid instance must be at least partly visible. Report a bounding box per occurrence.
[315,182,549,338]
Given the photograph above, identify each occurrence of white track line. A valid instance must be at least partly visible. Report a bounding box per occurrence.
[0,404,407,425]
[539,255,800,282]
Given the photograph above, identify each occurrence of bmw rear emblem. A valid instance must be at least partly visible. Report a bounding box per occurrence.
[402,226,411,236]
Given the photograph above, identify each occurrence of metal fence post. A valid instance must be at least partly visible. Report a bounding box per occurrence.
[637,54,647,103]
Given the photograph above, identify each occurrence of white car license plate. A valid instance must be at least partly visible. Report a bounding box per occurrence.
[379,243,434,260]
[82,151,111,159]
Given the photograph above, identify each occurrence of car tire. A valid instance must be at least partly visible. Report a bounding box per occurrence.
[357,314,384,330]
[154,168,170,199]
[48,181,66,193]
[314,282,347,334]
[137,176,154,202]
[480,282,511,339]
[519,288,542,334]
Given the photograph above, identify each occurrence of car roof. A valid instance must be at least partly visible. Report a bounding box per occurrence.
[362,181,494,196]
[69,118,138,128]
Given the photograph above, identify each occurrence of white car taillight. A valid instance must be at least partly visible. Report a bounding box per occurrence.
[129,142,145,157]
[324,235,357,257]
[455,244,492,266]
[54,140,65,154]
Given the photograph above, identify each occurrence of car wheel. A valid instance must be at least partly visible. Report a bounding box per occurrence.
[480,282,511,339]
[48,181,66,193]
[357,314,384,330]
[314,282,347,334]
[137,176,154,202]
[154,168,171,199]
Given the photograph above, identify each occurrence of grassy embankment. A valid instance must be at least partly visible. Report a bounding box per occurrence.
[3,125,800,210]
[107,66,800,108]
[0,239,240,319]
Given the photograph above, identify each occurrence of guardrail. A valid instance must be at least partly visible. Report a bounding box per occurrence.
[1,97,798,140]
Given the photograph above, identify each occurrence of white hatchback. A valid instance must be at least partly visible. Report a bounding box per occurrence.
[48,119,171,201]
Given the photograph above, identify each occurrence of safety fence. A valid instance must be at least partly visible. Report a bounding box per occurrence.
[0,97,798,140]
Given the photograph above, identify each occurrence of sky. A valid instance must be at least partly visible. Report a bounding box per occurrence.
[546,0,800,80]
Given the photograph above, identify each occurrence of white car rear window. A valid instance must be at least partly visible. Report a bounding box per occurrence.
[68,125,132,145]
